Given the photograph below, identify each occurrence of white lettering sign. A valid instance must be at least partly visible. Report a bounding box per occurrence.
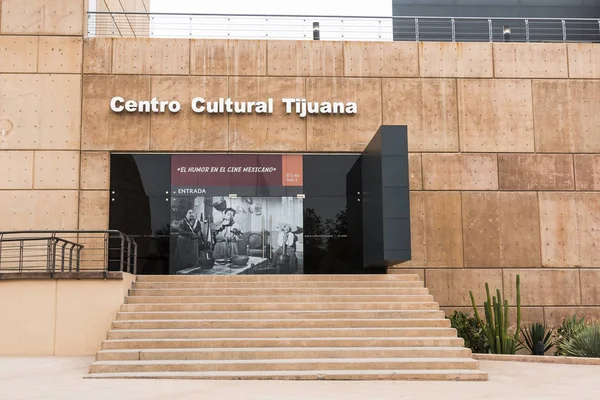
[110,97,357,117]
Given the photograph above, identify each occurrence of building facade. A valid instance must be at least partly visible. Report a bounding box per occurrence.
[1,0,600,328]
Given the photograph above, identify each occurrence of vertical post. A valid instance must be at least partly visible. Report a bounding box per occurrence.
[561,19,567,42]
[313,22,320,40]
[525,19,530,43]
[415,18,419,41]
[133,241,138,275]
[61,242,66,272]
[104,232,109,273]
[488,19,493,42]
[119,235,125,273]
[46,239,52,273]
[126,238,131,273]
[451,18,456,42]
[68,245,74,272]
[19,240,24,272]
[76,246,82,272]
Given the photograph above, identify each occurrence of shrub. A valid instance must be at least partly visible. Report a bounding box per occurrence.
[447,311,488,353]
[555,315,586,356]
[519,323,553,355]
[560,324,600,358]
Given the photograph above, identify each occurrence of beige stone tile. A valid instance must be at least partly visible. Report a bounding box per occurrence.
[383,78,458,152]
[33,151,79,189]
[458,79,534,152]
[422,153,498,190]
[0,151,34,189]
[493,43,568,78]
[498,154,574,190]
[462,192,541,267]
[419,42,493,78]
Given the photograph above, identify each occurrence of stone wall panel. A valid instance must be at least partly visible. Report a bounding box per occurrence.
[533,80,600,153]
[458,79,534,152]
[493,43,568,78]
[344,42,418,77]
[268,40,343,76]
[0,36,38,73]
[150,76,229,151]
[462,192,541,267]
[230,77,306,151]
[81,75,150,150]
[422,153,498,190]
[306,77,381,151]
[383,79,458,152]
[419,42,493,78]
[498,154,574,190]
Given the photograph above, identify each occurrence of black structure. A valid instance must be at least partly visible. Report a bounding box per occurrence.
[360,125,411,267]
[392,0,600,43]
[109,127,411,274]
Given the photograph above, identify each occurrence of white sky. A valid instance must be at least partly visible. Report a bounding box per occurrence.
[150,0,392,17]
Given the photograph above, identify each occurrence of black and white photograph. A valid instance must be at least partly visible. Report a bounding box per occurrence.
[169,195,304,275]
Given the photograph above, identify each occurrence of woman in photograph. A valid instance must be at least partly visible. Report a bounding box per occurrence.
[270,223,298,273]
[212,208,243,260]
[174,209,203,271]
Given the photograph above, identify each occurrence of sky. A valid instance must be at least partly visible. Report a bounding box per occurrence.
[149,0,392,17]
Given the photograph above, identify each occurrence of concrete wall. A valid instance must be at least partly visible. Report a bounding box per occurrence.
[1,1,600,328]
[0,273,135,355]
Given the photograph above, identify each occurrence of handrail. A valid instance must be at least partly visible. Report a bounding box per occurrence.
[88,11,600,21]
[86,11,600,43]
[0,230,137,276]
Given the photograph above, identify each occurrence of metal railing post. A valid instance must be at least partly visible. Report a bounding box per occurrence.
[488,19,493,42]
[19,239,24,272]
[119,234,125,272]
[415,18,419,41]
[68,245,74,272]
[126,237,132,273]
[451,18,456,42]
[525,19,530,42]
[562,19,567,42]
[60,241,67,272]
[104,232,109,273]
[133,241,138,275]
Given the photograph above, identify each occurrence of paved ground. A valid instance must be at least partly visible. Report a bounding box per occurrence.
[1,357,599,400]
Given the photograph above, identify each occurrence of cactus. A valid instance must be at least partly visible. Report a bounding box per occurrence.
[469,274,521,354]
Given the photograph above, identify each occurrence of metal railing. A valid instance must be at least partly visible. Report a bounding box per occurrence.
[0,230,137,276]
[87,12,600,43]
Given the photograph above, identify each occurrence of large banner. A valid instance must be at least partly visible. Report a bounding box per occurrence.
[169,155,304,275]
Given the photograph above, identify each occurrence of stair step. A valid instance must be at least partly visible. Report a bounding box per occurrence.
[107,327,457,340]
[125,293,430,303]
[89,358,480,373]
[135,274,420,282]
[120,301,437,312]
[129,287,426,296]
[96,347,472,361]
[115,310,443,321]
[134,281,421,289]
[112,318,451,330]
[86,369,488,381]
[102,337,464,349]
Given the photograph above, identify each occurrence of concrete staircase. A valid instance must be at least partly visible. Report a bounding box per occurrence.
[87,274,487,380]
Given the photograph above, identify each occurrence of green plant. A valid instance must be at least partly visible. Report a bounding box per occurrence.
[560,324,600,358]
[469,274,521,354]
[520,323,553,355]
[555,315,587,356]
[447,311,489,353]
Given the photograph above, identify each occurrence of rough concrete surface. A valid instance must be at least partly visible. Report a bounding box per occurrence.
[1,357,600,400]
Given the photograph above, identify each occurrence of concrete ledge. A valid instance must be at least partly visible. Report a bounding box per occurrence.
[473,353,600,365]
[0,271,127,280]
